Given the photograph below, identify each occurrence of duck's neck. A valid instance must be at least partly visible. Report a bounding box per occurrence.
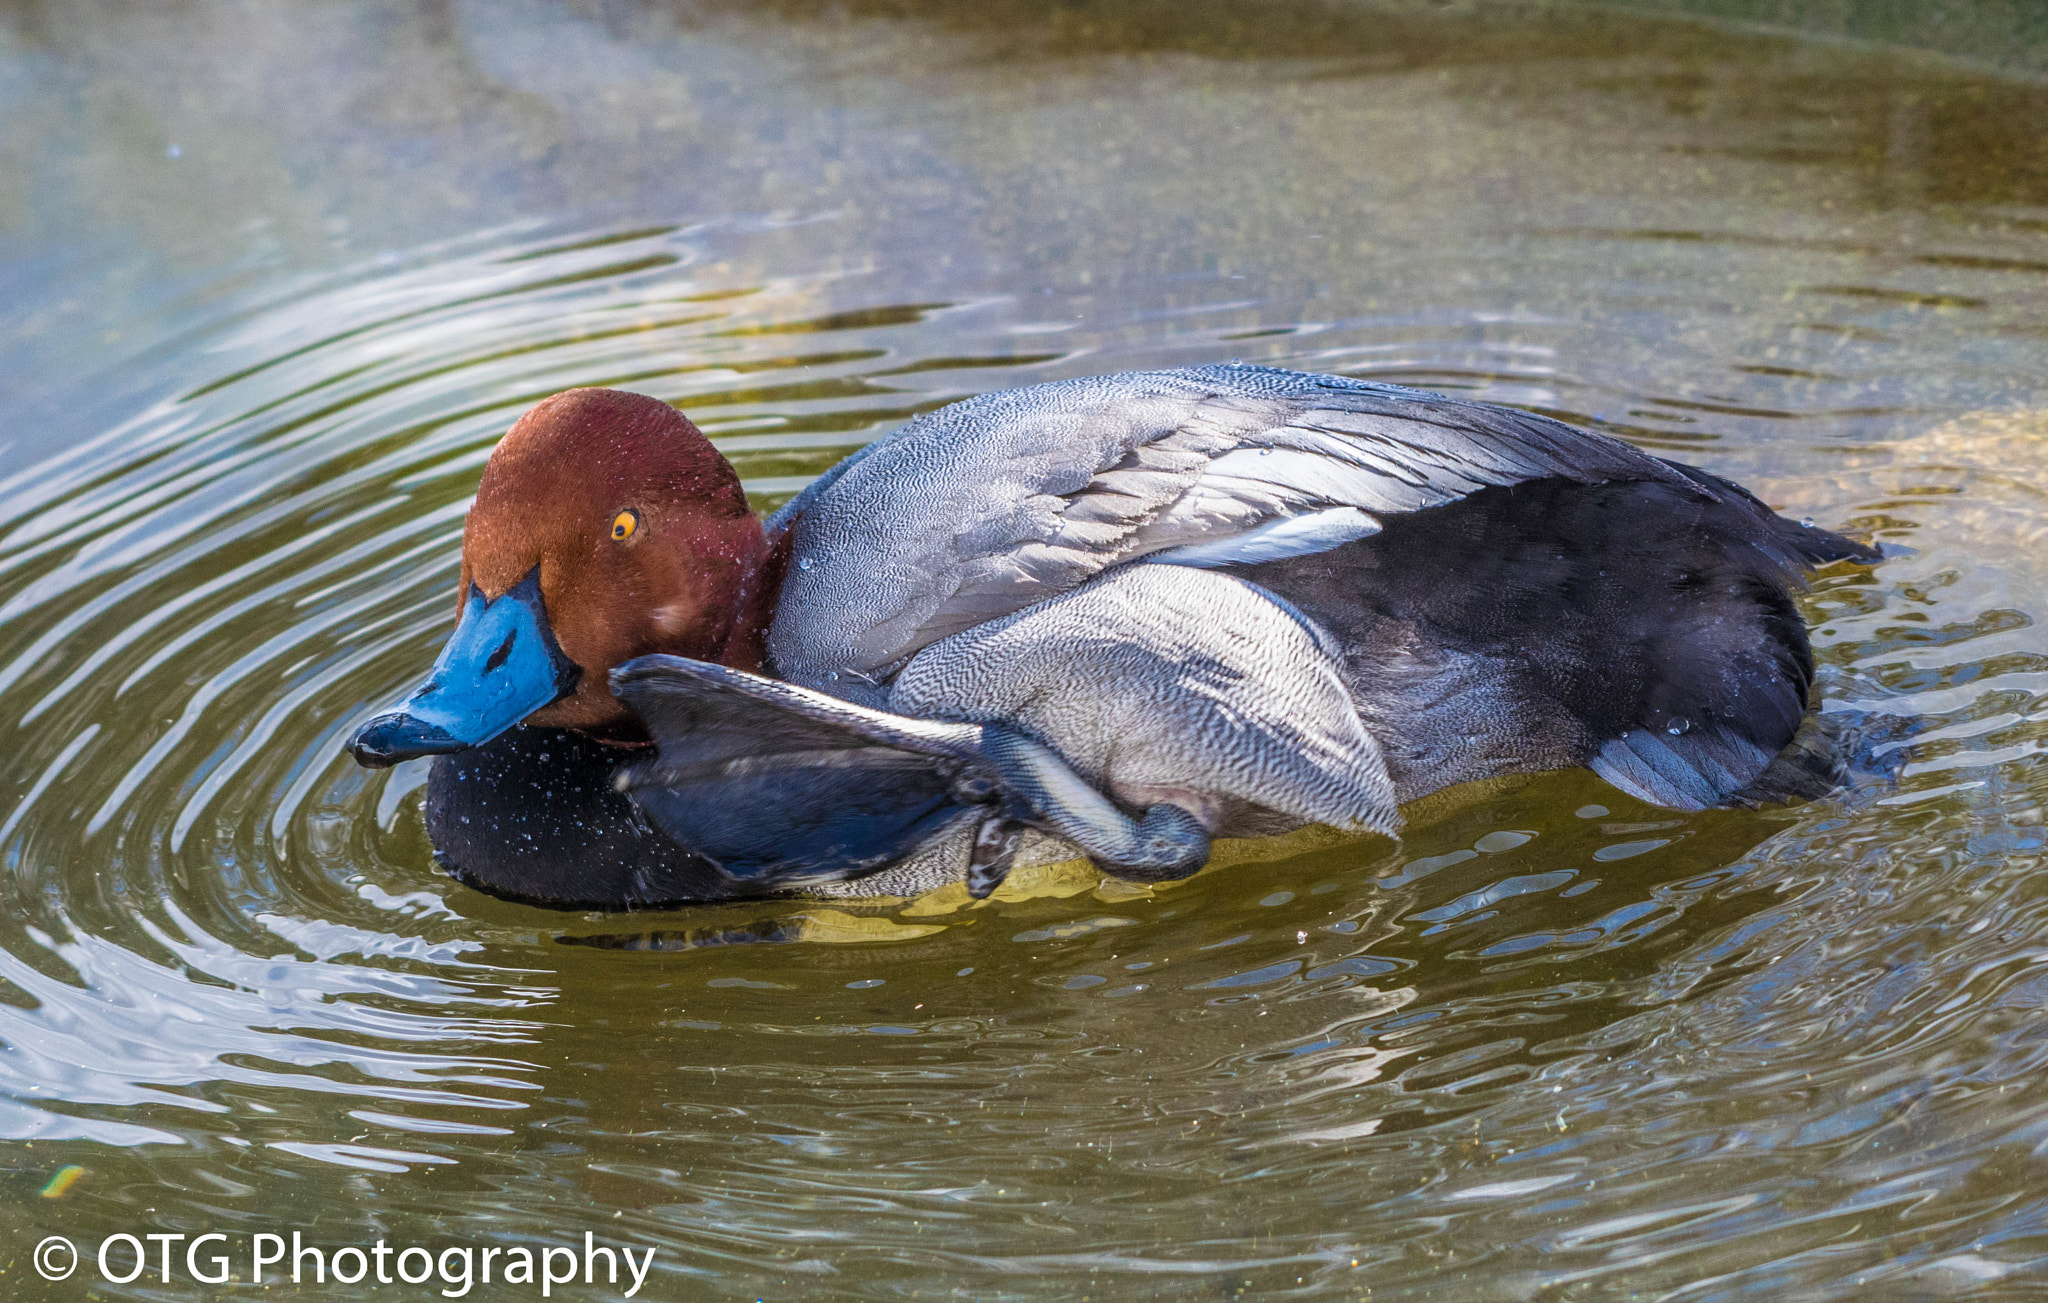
[711,520,794,674]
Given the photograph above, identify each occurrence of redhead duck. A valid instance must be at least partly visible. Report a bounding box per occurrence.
[348,365,1876,909]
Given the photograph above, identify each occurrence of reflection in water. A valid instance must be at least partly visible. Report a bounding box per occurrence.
[1,2,2047,1299]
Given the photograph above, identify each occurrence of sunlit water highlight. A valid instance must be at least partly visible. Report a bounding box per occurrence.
[3,4,2048,1299]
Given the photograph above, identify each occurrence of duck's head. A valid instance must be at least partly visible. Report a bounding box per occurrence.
[348,388,773,768]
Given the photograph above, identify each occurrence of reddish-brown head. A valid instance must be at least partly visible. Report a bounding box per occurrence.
[347,388,777,767]
[462,388,771,731]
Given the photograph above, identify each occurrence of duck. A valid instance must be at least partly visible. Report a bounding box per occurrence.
[347,364,1877,909]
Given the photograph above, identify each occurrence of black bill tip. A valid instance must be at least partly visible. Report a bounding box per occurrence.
[348,711,468,769]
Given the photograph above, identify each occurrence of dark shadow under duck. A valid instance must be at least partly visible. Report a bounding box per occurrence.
[349,366,1877,910]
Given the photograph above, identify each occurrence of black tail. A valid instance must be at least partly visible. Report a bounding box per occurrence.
[1240,467,1879,812]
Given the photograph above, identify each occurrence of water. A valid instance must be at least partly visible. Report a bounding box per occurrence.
[3,3,2048,1299]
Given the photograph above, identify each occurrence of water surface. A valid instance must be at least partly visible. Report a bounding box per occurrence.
[3,3,2048,1299]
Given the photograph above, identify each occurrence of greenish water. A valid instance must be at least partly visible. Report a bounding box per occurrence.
[3,3,2048,1299]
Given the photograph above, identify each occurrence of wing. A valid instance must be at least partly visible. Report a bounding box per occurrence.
[608,654,1230,888]
[765,363,1694,693]
[609,656,992,888]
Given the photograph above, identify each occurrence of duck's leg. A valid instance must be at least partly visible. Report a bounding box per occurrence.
[977,726,1212,882]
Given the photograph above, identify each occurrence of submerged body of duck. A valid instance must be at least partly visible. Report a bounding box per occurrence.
[348,364,1875,908]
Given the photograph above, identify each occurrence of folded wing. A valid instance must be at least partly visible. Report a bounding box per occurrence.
[765,363,1691,693]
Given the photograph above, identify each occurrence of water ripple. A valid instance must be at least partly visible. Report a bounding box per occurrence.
[0,197,2045,1299]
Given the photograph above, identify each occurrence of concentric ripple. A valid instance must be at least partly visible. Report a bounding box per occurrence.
[6,14,2048,1301]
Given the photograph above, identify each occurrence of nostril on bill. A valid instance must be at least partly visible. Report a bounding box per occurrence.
[484,631,516,673]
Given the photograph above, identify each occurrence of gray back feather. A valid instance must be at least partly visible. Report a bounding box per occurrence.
[766,364,1689,692]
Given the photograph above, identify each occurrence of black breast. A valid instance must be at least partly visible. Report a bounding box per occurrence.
[424,727,736,909]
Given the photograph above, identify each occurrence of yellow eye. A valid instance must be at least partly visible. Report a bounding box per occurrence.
[610,510,640,542]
